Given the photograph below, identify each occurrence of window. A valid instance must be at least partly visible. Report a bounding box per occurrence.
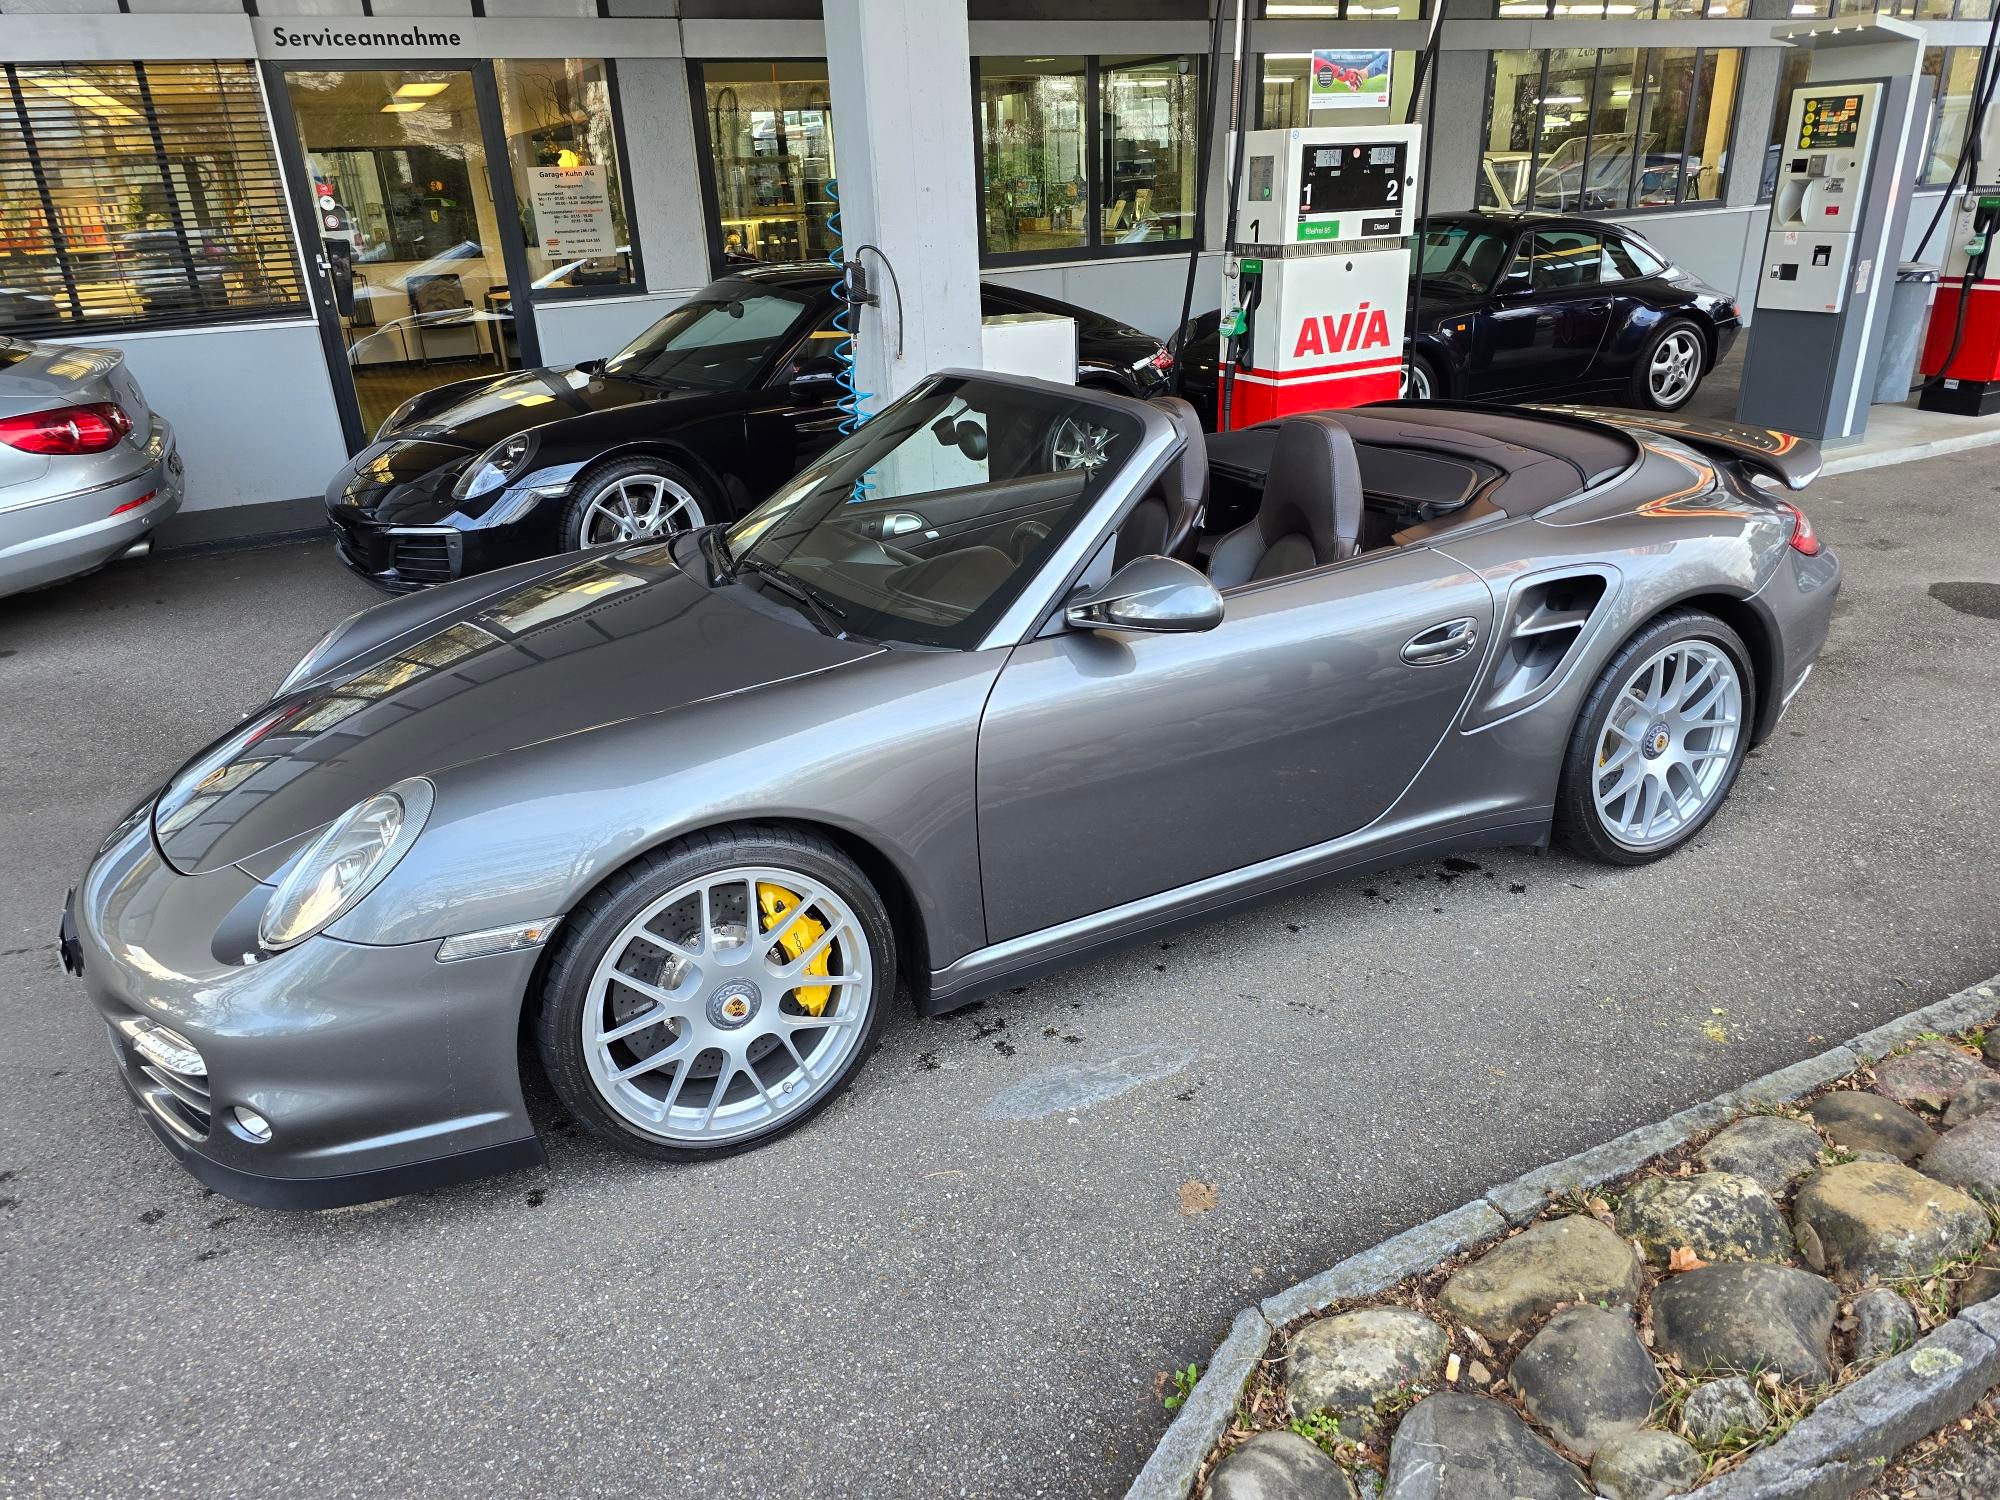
[696,61,838,270]
[1262,1,1424,18]
[1495,0,1746,14]
[1479,48,1739,214]
[1761,48,1812,201]
[976,54,1202,261]
[0,60,302,337]
[979,57,1088,256]
[1787,0,1990,15]
[1258,52,1415,129]
[1417,221,1515,292]
[1525,228,1604,291]
[602,280,820,391]
[1605,234,1668,279]
[725,376,1139,649]
[1923,47,1989,186]
[496,59,639,293]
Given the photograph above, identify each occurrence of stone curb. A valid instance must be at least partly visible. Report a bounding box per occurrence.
[1123,972,2000,1500]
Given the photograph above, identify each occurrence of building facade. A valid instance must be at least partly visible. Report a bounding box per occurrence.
[0,0,1988,542]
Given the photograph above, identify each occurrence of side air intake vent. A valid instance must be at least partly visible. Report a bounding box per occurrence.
[1468,568,1613,728]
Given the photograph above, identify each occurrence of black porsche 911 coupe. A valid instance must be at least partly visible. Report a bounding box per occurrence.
[1174,211,1741,430]
[325,265,1174,591]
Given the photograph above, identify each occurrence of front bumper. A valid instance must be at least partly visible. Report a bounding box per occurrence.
[64,812,545,1209]
[0,420,183,599]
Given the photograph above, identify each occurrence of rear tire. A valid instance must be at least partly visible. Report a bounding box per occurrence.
[1553,608,1755,865]
[1629,319,1706,412]
[535,824,895,1160]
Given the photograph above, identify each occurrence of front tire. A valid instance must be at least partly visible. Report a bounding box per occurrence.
[1402,352,1440,401]
[560,456,710,552]
[1630,319,1706,412]
[535,825,895,1160]
[1553,609,1755,865]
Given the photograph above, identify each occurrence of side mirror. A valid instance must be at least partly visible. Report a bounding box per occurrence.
[575,357,606,375]
[789,353,844,394]
[1065,555,1223,635]
[1496,270,1533,298]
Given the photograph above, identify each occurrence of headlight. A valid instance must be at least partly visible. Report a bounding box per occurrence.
[276,605,368,697]
[258,778,433,950]
[376,394,426,442]
[454,432,538,501]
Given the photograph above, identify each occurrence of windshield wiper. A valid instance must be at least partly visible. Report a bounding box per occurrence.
[730,555,848,639]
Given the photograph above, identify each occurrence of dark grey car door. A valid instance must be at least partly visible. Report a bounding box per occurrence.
[975,546,1496,943]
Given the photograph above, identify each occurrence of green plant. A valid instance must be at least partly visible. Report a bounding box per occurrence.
[1163,1361,1199,1411]
[1287,1408,1365,1464]
[1373,1380,1428,1421]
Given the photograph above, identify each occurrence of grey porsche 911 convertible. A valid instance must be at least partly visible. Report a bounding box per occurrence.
[63,372,1838,1208]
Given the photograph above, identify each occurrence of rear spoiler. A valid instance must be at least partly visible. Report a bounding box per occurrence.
[1530,405,1822,491]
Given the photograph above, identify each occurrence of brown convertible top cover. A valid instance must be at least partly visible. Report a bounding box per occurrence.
[1206,404,1637,518]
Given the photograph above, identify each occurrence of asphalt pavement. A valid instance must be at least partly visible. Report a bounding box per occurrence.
[4,447,1999,1499]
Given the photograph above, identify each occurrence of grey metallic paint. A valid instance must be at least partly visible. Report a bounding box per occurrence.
[67,372,1840,1206]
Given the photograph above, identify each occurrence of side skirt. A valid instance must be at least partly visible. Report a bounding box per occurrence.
[918,810,1553,1016]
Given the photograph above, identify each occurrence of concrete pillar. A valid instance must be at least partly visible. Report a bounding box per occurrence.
[823,0,985,406]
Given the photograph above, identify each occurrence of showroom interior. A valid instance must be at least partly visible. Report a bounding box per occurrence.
[0,0,1992,545]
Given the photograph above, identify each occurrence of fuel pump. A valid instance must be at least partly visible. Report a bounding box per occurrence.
[1735,17,1927,441]
[1918,98,2000,414]
[1217,125,1421,431]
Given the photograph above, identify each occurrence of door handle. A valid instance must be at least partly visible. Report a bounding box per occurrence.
[1402,617,1479,666]
[865,512,926,539]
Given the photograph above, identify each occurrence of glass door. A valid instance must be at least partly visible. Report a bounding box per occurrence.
[269,66,540,447]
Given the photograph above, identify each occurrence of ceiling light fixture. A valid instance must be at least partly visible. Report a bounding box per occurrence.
[395,81,451,98]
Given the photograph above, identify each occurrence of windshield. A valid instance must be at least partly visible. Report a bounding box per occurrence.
[723,377,1144,650]
[603,281,819,390]
[1417,223,1512,292]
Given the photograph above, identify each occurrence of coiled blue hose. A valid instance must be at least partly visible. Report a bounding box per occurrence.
[825,178,872,438]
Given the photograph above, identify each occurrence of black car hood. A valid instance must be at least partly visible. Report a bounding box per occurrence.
[390,364,660,449]
[152,545,881,875]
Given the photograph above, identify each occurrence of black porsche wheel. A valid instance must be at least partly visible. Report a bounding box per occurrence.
[536,825,895,1160]
[1629,319,1706,412]
[560,456,711,551]
[1554,609,1756,866]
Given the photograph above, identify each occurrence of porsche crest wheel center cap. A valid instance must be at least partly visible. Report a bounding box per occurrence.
[1643,720,1673,759]
[707,981,762,1030]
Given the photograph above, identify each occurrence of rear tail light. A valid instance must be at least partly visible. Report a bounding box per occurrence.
[1777,499,1821,556]
[0,402,132,455]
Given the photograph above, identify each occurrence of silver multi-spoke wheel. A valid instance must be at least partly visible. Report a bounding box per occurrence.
[1646,327,1703,408]
[580,474,705,546]
[1402,360,1434,400]
[1049,414,1115,472]
[1591,639,1743,849]
[581,866,874,1144]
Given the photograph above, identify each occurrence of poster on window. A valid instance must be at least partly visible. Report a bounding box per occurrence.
[527,165,616,258]
[1308,50,1392,111]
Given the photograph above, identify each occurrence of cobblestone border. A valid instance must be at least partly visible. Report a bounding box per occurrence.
[1125,973,2000,1500]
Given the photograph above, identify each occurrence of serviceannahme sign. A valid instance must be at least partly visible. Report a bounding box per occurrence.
[266,24,464,50]
[528,165,616,259]
[250,18,672,59]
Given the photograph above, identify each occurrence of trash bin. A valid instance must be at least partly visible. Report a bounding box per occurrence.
[1874,262,1940,404]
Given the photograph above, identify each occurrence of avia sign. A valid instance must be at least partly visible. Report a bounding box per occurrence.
[1292,303,1393,361]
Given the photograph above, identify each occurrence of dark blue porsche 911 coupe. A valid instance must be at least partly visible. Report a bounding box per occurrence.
[1175,210,1740,428]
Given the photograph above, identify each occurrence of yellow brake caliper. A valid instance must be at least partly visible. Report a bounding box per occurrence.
[758,882,832,1016]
